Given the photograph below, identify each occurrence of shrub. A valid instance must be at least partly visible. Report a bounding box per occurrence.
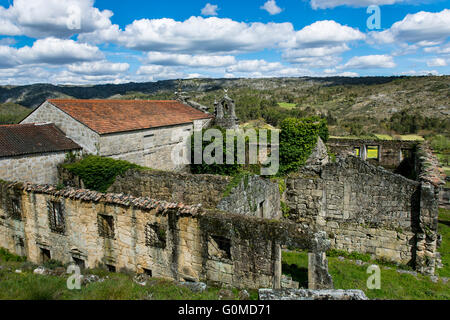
[278,117,328,175]
[63,156,142,192]
[0,248,27,262]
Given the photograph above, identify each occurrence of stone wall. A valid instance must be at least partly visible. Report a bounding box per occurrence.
[22,101,212,172]
[0,181,329,290]
[285,155,440,274]
[21,101,100,154]
[0,151,81,185]
[105,169,280,219]
[327,138,418,169]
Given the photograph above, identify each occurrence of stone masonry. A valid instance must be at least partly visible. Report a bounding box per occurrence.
[0,181,333,290]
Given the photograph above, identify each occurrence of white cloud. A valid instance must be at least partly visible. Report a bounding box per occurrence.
[370,9,450,47]
[68,61,130,75]
[310,0,411,10]
[201,3,219,16]
[341,55,396,69]
[261,1,282,15]
[0,0,114,38]
[137,65,184,80]
[226,60,284,73]
[427,58,447,67]
[424,43,450,54]
[81,16,295,55]
[0,38,102,68]
[292,20,365,48]
[399,69,440,76]
[145,52,236,68]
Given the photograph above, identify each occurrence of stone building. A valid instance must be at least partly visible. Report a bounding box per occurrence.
[21,99,213,171]
[0,123,81,184]
[214,91,239,129]
[327,138,418,170]
[0,181,333,290]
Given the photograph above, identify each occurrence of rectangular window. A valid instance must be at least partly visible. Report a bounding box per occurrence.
[10,198,21,220]
[40,248,51,263]
[145,223,166,249]
[354,147,361,157]
[98,214,115,239]
[258,200,265,218]
[366,146,379,160]
[72,257,86,270]
[209,235,232,260]
[143,268,152,277]
[106,264,116,273]
[48,201,65,234]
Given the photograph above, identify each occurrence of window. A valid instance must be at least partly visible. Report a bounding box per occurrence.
[10,198,21,220]
[106,264,116,273]
[40,248,51,263]
[401,149,412,161]
[366,146,379,160]
[98,214,115,239]
[143,268,152,277]
[48,201,65,234]
[354,147,361,158]
[258,200,265,218]
[209,235,231,260]
[145,223,166,249]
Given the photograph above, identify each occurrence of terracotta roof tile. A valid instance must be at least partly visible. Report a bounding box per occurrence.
[48,99,213,135]
[0,123,81,158]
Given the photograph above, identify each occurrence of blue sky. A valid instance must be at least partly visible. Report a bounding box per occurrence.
[0,0,449,85]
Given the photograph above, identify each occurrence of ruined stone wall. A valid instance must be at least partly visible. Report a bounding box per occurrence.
[327,138,418,169]
[0,182,307,289]
[0,151,80,185]
[106,169,232,208]
[106,170,280,219]
[285,156,439,274]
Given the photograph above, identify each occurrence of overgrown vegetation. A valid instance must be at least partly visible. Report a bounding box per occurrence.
[62,156,142,192]
[279,117,328,175]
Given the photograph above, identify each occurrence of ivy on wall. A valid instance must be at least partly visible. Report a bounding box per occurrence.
[62,156,141,192]
[279,117,329,175]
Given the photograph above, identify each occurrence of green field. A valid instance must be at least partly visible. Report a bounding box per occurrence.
[277,102,297,109]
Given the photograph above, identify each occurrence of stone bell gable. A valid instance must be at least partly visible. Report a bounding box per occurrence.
[214,90,239,129]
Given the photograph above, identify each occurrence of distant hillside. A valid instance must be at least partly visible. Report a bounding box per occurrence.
[0,76,448,136]
[0,103,32,124]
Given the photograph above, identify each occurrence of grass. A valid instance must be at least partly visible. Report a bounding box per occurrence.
[282,250,449,300]
[0,249,257,300]
[399,134,425,141]
[281,208,450,300]
[438,208,450,278]
[277,102,297,109]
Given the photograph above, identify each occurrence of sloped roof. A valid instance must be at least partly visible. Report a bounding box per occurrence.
[0,123,81,158]
[47,99,213,135]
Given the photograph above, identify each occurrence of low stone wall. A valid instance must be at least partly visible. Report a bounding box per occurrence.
[0,181,329,290]
[61,168,281,219]
[327,138,418,169]
[285,155,440,274]
[0,151,80,185]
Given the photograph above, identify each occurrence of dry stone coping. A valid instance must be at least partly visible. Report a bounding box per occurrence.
[3,181,203,216]
[259,288,369,300]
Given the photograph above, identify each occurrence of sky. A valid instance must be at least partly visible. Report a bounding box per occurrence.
[0,0,449,85]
